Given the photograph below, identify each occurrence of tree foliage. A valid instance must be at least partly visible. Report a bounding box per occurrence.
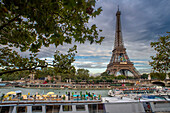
[116,75,126,79]
[140,73,148,79]
[35,67,55,79]
[150,32,170,73]
[76,68,89,80]
[100,72,109,76]
[150,72,166,80]
[0,0,104,75]
[53,45,76,74]
[1,70,30,81]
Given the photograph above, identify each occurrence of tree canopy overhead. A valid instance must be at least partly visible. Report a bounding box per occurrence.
[0,0,104,75]
[149,32,170,74]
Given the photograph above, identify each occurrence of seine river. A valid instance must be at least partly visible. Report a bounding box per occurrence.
[0,87,109,97]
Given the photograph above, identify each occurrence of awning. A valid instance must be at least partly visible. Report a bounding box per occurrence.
[47,92,55,95]
[15,90,22,94]
[6,91,16,95]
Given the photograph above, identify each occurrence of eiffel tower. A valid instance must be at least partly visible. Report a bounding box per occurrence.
[106,8,140,78]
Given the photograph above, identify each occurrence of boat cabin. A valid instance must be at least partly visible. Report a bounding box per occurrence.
[0,103,104,113]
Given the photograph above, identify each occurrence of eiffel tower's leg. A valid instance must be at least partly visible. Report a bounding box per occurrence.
[119,69,139,78]
[111,69,117,75]
[119,70,123,75]
[125,70,128,77]
[129,68,140,78]
[119,69,128,76]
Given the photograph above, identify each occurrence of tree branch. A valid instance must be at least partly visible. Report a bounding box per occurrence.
[0,36,19,45]
[0,65,47,76]
[0,14,21,30]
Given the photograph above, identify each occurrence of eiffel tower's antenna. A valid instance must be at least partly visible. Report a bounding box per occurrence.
[115,5,123,48]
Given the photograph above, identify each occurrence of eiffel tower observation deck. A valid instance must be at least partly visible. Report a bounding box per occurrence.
[106,7,140,78]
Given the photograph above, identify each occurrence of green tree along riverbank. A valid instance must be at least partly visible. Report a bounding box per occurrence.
[1,67,169,83]
[149,32,170,76]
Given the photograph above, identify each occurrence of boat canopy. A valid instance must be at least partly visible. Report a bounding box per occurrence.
[6,91,22,95]
[47,92,54,95]
[15,90,22,94]
[6,91,16,95]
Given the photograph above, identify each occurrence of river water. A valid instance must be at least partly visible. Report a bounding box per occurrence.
[0,87,110,97]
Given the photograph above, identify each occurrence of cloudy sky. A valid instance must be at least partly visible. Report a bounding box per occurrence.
[74,0,170,75]
[18,0,170,75]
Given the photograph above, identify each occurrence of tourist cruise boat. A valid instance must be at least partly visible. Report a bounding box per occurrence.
[0,91,170,113]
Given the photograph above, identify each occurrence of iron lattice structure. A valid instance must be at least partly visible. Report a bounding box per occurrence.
[106,8,140,78]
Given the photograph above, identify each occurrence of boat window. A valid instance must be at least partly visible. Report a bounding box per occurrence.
[46,106,53,113]
[98,104,104,112]
[32,106,42,112]
[88,104,97,113]
[76,105,85,111]
[46,105,60,113]
[63,105,72,111]
[143,102,152,112]
[88,104,104,113]
[0,106,10,113]
[17,106,27,113]
[153,102,170,108]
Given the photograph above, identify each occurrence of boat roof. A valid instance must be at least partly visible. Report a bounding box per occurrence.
[102,96,168,103]
[0,99,102,106]
[15,90,22,93]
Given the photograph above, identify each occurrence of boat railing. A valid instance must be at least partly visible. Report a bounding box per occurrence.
[0,99,102,105]
[0,94,102,105]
